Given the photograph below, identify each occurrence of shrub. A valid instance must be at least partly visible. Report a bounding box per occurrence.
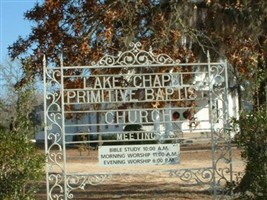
[0,129,45,200]
[234,109,267,199]
[0,84,45,199]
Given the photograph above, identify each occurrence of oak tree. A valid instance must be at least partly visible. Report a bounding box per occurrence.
[8,0,267,107]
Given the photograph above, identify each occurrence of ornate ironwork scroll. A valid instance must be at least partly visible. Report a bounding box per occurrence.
[209,58,233,199]
[43,56,65,200]
[170,168,214,185]
[94,42,180,67]
[66,174,112,199]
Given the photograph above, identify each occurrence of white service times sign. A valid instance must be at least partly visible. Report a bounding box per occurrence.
[99,143,180,166]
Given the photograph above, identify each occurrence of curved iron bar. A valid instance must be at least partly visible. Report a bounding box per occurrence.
[210,62,233,198]
[48,173,64,200]
[96,42,180,67]
[66,174,112,199]
[170,168,213,185]
[45,66,66,198]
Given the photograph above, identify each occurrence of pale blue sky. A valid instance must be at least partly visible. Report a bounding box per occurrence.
[0,0,42,63]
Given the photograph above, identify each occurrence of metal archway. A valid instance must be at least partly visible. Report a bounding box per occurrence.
[43,42,232,200]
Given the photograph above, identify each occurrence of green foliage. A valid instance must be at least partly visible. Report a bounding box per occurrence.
[0,130,45,200]
[0,82,45,199]
[234,109,267,199]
